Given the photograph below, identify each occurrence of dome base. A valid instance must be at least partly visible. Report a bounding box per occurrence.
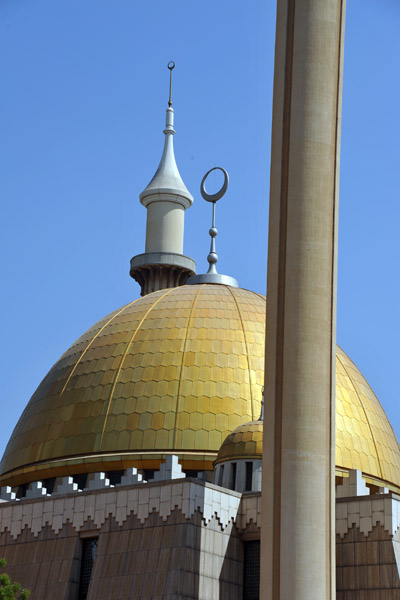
[0,450,217,488]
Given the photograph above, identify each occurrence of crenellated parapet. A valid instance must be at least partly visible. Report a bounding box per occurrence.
[0,478,241,540]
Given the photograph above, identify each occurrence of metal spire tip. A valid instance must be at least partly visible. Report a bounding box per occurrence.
[167,61,175,107]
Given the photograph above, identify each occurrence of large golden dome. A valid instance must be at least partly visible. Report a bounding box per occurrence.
[1,283,400,491]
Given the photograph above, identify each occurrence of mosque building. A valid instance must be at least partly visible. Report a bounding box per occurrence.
[1,62,400,599]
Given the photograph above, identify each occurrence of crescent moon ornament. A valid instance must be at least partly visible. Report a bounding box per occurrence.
[200,167,229,203]
[185,165,238,287]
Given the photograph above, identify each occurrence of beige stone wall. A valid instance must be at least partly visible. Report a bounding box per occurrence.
[0,480,245,599]
[336,493,400,597]
[336,524,400,598]
[88,509,243,600]
[0,508,244,600]
[3,480,400,598]
[0,522,81,599]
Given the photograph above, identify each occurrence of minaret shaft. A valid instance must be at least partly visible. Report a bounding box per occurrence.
[261,1,346,599]
[145,200,184,254]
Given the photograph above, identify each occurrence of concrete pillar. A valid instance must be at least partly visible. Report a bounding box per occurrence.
[261,1,346,599]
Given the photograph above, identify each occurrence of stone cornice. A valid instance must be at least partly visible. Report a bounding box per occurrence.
[336,493,400,538]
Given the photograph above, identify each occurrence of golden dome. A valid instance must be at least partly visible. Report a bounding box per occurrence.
[1,283,400,491]
[0,284,265,485]
[215,421,263,464]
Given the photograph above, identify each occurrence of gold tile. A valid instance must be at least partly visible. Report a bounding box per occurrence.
[139,412,152,431]
[147,397,161,413]
[159,396,174,413]
[143,429,156,447]
[154,429,169,449]
[195,429,208,450]
[197,396,210,414]
[189,412,202,431]
[115,414,128,432]
[163,412,176,430]
[181,429,195,449]
[127,413,140,430]
[178,412,190,431]
[151,413,165,430]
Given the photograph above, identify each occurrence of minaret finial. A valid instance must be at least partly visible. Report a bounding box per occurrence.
[200,167,228,275]
[187,167,239,288]
[207,200,218,274]
[168,61,175,107]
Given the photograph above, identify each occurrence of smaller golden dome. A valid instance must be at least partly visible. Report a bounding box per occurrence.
[215,421,263,465]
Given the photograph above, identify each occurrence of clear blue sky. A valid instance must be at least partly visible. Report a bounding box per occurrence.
[1,0,399,456]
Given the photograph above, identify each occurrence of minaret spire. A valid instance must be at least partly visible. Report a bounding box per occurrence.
[130,62,196,296]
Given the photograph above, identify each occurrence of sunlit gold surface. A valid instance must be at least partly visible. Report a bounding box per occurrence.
[215,421,263,464]
[335,346,400,488]
[0,285,265,484]
[1,284,400,489]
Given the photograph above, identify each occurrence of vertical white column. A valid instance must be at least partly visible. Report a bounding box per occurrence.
[261,1,346,599]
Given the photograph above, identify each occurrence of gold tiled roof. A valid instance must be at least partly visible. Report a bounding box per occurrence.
[335,346,400,489]
[1,284,399,490]
[215,421,263,464]
[0,285,265,485]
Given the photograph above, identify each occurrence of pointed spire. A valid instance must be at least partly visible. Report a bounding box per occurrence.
[130,62,196,296]
[139,62,193,208]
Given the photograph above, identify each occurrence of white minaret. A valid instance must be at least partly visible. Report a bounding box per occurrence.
[130,62,196,296]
